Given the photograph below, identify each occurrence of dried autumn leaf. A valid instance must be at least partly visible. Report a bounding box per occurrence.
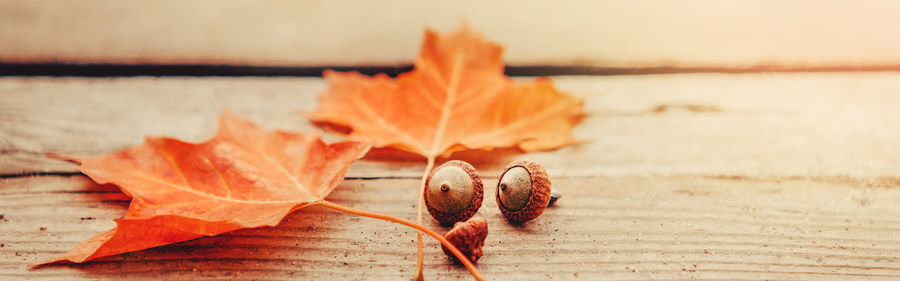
[310,26,585,159]
[310,25,584,280]
[41,112,370,264]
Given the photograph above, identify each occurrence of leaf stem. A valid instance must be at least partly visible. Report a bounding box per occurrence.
[415,156,436,280]
[315,200,484,281]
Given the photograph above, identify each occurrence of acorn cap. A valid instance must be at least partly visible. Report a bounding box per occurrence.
[425,160,484,225]
[441,216,488,263]
[496,160,551,223]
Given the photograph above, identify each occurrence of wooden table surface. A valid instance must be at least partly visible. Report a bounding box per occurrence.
[2,73,899,280]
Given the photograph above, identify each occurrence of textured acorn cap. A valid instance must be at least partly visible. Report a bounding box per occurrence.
[496,160,551,223]
[441,216,488,263]
[425,160,484,225]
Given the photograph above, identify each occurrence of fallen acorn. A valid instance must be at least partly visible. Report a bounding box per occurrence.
[496,160,553,223]
[425,160,484,225]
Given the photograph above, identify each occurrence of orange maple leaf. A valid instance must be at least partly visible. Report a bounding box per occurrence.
[310,26,585,159]
[310,26,584,280]
[41,112,371,264]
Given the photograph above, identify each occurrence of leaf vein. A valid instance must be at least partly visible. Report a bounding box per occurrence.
[461,99,574,146]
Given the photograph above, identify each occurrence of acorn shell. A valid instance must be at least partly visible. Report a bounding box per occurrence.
[441,216,489,263]
[496,160,551,223]
[425,160,484,225]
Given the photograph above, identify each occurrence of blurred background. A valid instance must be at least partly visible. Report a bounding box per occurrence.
[3,0,900,73]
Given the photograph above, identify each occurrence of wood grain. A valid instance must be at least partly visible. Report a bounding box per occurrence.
[3,1,900,68]
[3,175,899,280]
[2,73,899,280]
[2,73,899,179]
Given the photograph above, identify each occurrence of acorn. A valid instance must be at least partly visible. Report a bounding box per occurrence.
[442,216,488,263]
[496,160,552,223]
[424,160,484,225]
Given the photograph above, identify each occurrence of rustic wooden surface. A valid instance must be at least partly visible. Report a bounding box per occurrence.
[2,73,900,280]
[4,0,900,68]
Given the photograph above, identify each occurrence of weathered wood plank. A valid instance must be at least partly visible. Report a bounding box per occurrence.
[2,72,899,280]
[3,1,900,68]
[2,175,899,280]
[2,73,899,179]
